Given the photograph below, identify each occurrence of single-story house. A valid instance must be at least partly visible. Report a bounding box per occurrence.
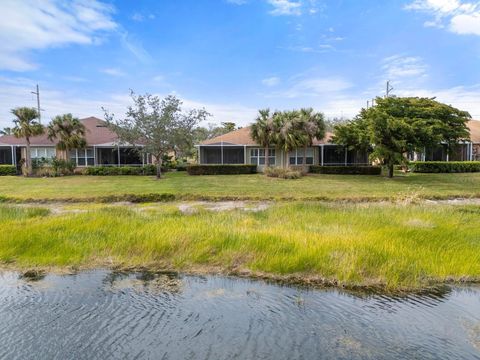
[0,117,152,169]
[197,120,480,169]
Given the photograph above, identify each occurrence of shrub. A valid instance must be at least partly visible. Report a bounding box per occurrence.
[175,163,188,171]
[310,165,382,175]
[264,167,303,179]
[0,165,16,176]
[187,164,257,175]
[83,165,167,176]
[410,161,480,173]
[51,158,76,176]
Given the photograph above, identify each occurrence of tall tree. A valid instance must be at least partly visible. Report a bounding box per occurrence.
[250,109,277,167]
[297,108,326,167]
[47,114,86,158]
[11,107,44,176]
[276,110,305,168]
[104,92,209,179]
[332,97,471,178]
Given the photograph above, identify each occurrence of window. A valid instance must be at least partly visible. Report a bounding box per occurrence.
[31,147,56,159]
[250,148,275,166]
[70,148,94,167]
[289,148,314,165]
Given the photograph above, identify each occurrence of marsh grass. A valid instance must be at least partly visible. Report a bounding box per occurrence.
[1,202,479,289]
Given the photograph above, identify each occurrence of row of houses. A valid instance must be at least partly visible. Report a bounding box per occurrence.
[0,117,151,169]
[197,120,480,169]
[1,116,480,170]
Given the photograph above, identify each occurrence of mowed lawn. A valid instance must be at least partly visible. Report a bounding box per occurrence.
[1,172,480,201]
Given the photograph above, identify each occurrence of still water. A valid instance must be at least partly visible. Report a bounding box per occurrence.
[0,270,479,359]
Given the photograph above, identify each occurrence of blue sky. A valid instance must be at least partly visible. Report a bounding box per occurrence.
[1,0,480,128]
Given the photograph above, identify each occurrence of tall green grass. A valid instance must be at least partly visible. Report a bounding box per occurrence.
[0,203,479,289]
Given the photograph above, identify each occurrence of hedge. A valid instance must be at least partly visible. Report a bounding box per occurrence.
[310,165,382,175]
[0,165,16,176]
[187,164,257,175]
[83,165,165,176]
[410,161,480,173]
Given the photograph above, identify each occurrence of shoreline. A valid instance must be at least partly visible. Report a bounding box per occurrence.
[4,263,480,294]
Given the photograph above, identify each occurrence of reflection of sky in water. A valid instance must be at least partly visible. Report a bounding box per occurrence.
[0,270,479,360]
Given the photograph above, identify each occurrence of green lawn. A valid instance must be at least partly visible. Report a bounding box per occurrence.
[1,172,480,201]
[1,202,479,289]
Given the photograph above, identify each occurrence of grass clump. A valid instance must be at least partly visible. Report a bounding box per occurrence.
[0,202,479,290]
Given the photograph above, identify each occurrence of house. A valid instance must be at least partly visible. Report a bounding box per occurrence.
[197,127,370,169]
[197,120,480,168]
[0,117,152,169]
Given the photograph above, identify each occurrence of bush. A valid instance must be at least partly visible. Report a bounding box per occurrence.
[410,161,480,173]
[51,158,76,176]
[310,165,382,175]
[264,167,303,179]
[187,164,257,175]
[0,165,16,176]
[83,165,167,176]
[175,163,188,171]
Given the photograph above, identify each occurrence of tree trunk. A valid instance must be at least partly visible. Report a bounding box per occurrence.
[25,137,31,177]
[265,146,269,167]
[387,163,394,178]
[156,157,162,180]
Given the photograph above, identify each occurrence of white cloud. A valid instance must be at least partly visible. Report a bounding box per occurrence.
[267,76,353,98]
[131,13,144,22]
[382,55,428,80]
[268,0,302,16]
[405,0,480,35]
[262,77,281,86]
[0,77,259,128]
[0,0,117,71]
[101,68,126,77]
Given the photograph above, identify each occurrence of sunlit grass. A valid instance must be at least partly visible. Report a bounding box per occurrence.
[1,172,480,201]
[1,202,479,289]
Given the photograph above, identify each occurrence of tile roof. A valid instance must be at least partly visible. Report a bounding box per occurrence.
[200,126,333,146]
[200,120,480,146]
[0,117,121,146]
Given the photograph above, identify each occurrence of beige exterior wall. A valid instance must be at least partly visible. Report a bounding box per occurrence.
[473,144,480,161]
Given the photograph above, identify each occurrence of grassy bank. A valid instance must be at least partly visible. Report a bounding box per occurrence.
[1,202,479,289]
[1,172,480,202]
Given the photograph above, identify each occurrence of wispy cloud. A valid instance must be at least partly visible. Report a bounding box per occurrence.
[266,75,353,98]
[262,77,281,86]
[382,55,428,80]
[131,12,155,22]
[267,0,302,16]
[101,68,126,77]
[405,0,480,35]
[0,0,117,71]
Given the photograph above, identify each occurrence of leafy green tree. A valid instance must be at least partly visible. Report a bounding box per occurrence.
[47,114,86,158]
[105,92,209,179]
[221,122,237,133]
[251,109,278,167]
[297,108,326,167]
[11,107,44,176]
[332,97,471,178]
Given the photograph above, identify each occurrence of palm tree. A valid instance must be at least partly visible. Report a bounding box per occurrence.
[12,107,44,176]
[251,109,276,167]
[297,108,326,168]
[47,114,86,159]
[276,110,305,168]
[0,127,12,135]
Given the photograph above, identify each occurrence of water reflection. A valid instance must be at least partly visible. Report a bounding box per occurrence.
[0,270,478,360]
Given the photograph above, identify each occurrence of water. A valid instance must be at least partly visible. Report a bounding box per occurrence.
[0,270,479,359]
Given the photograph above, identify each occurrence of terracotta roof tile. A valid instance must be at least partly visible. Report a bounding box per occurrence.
[468,120,480,143]
[0,117,121,146]
[200,126,333,146]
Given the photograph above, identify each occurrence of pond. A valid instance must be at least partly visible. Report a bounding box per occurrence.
[0,270,479,359]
